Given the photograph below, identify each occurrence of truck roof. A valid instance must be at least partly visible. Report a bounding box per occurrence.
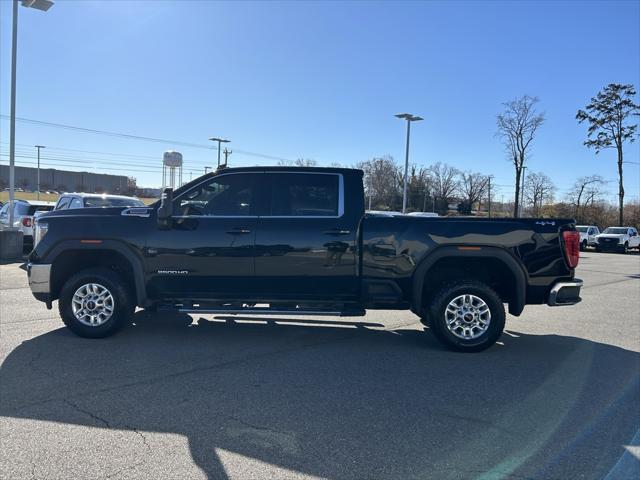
[211,166,363,176]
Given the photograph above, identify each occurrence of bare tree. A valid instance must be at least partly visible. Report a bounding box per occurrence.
[576,84,639,226]
[459,171,490,213]
[566,175,606,223]
[497,95,545,217]
[407,165,432,212]
[524,172,555,217]
[277,158,318,167]
[429,162,459,214]
[356,156,402,210]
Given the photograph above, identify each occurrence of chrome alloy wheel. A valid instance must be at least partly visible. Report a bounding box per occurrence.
[71,283,115,327]
[444,294,491,340]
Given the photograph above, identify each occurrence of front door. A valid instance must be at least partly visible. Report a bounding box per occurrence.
[145,173,261,300]
[254,172,359,301]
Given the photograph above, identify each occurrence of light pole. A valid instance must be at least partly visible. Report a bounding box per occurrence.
[209,137,230,169]
[519,166,527,218]
[8,0,54,229]
[34,145,45,199]
[204,166,212,174]
[395,113,423,213]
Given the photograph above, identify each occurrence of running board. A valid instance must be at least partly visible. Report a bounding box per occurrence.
[176,307,365,317]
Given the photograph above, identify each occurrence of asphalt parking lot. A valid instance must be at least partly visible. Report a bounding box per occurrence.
[1,251,638,480]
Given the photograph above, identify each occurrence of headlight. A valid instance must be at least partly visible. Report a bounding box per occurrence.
[33,220,48,247]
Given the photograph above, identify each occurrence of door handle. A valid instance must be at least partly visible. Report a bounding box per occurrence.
[323,229,351,235]
[226,228,251,234]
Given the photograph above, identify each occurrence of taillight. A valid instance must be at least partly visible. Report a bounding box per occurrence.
[562,230,580,269]
[22,217,32,227]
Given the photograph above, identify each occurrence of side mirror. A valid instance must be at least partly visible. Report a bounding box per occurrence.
[157,188,173,229]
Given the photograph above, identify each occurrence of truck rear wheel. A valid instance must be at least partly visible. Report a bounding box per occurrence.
[423,280,505,352]
[59,268,134,338]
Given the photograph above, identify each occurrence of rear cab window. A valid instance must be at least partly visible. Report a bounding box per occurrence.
[269,173,341,217]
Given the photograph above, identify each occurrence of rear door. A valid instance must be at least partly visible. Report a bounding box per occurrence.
[254,172,359,301]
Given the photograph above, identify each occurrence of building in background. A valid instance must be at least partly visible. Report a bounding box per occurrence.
[0,165,131,194]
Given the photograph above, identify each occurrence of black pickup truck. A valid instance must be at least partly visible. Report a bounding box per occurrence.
[27,166,582,351]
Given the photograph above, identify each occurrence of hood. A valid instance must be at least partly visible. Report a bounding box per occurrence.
[37,206,152,220]
[596,233,627,239]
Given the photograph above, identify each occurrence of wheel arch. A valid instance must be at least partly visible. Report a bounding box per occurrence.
[47,240,147,307]
[412,246,527,316]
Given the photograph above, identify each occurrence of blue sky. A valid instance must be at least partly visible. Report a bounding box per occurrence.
[1,0,639,201]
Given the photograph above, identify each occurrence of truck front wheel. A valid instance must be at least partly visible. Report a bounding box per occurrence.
[59,268,134,338]
[424,280,505,352]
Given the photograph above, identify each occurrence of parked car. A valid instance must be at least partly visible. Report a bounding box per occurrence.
[27,167,582,352]
[594,226,640,253]
[575,225,600,251]
[0,200,56,247]
[53,193,145,210]
[408,212,440,218]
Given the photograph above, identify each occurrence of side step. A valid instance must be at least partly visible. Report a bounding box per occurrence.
[173,304,365,317]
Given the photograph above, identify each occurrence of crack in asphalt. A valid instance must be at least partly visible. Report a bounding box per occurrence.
[9,332,360,416]
[62,399,155,480]
[64,399,112,428]
[227,415,295,439]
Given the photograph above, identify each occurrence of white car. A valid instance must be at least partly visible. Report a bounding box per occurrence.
[407,211,439,218]
[54,193,145,210]
[0,200,56,247]
[576,225,600,251]
[594,226,640,254]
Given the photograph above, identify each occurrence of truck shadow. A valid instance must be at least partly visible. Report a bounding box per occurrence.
[1,311,639,480]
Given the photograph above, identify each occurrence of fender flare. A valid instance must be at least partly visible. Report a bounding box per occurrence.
[45,239,147,307]
[412,246,527,316]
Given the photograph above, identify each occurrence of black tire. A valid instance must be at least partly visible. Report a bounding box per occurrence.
[423,280,505,352]
[622,242,629,254]
[58,268,134,338]
[580,240,587,251]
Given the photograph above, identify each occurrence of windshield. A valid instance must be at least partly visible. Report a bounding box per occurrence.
[83,197,145,208]
[603,228,629,234]
[15,204,54,216]
[576,227,588,232]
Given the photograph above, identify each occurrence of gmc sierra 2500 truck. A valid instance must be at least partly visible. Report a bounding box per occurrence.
[27,167,583,352]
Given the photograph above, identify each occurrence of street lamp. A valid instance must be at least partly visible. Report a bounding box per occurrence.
[34,145,45,199]
[209,137,230,169]
[7,0,54,228]
[395,113,423,213]
[204,166,212,174]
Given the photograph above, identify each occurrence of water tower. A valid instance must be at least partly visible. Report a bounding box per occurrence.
[162,151,183,189]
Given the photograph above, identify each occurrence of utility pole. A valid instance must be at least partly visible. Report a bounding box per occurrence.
[423,188,427,212]
[209,137,230,169]
[35,145,45,199]
[222,148,232,168]
[487,176,492,218]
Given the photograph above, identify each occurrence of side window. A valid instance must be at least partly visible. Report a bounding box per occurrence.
[588,228,595,235]
[69,198,83,209]
[0,204,8,217]
[270,173,340,216]
[176,174,257,217]
[56,197,71,210]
